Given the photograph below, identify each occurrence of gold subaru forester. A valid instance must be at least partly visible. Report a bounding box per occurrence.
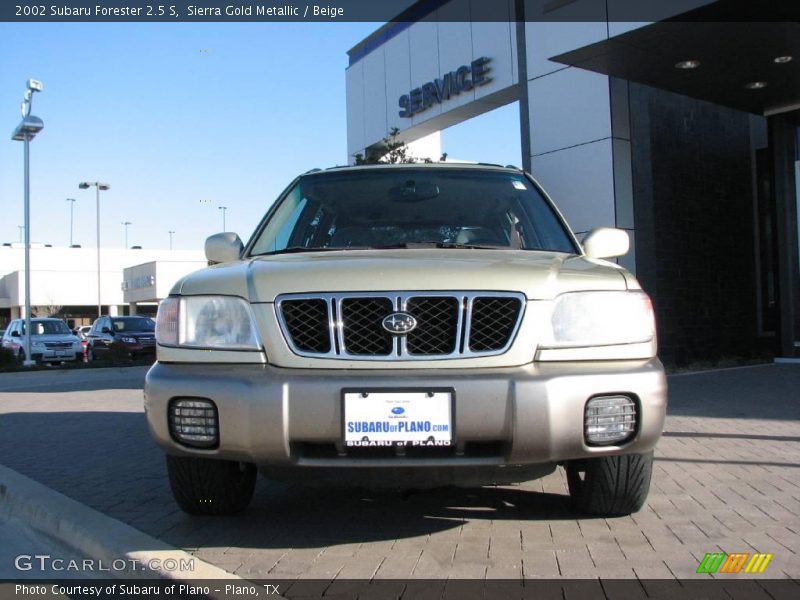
[145,164,667,516]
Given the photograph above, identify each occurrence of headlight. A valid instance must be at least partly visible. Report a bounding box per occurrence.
[156,295,261,350]
[32,341,45,348]
[536,291,656,361]
[119,336,137,344]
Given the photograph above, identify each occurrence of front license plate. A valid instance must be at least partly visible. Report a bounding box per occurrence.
[343,391,452,447]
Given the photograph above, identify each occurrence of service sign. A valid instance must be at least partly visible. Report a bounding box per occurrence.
[344,391,452,447]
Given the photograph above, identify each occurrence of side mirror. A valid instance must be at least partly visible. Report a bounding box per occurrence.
[10,331,20,338]
[205,232,244,264]
[102,327,111,334]
[582,227,629,259]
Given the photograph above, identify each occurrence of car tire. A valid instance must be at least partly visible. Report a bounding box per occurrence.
[87,348,96,362]
[566,452,653,517]
[166,455,257,516]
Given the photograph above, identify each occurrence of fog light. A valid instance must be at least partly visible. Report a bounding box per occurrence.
[585,395,636,445]
[169,398,218,448]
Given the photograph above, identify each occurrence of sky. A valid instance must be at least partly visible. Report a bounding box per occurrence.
[0,22,521,252]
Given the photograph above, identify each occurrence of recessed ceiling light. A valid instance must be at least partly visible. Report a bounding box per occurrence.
[773,55,793,64]
[745,81,768,90]
[675,60,701,70]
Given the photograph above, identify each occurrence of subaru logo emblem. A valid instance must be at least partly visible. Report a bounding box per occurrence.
[391,407,405,415]
[382,312,417,334]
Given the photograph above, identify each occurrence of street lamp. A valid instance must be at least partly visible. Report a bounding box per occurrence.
[11,78,44,367]
[79,181,110,317]
[66,198,76,246]
[218,206,227,231]
[17,225,24,243]
[169,230,175,250]
[121,221,131,248]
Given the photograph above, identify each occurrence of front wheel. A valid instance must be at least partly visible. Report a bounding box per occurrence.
[566,452,653,517]
[166,455,257,515]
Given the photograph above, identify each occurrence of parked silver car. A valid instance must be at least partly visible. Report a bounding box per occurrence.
[1,318,83,364]
[145,164,667,517]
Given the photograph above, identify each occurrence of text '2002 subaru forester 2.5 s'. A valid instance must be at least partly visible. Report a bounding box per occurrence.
[144,164,667,517]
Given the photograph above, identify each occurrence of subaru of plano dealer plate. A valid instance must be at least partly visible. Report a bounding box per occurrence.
[144,164,667,516]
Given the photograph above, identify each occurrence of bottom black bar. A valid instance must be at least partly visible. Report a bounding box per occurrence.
[1,579,799,600]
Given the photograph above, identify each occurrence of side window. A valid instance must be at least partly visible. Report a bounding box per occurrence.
[250,186,308,254]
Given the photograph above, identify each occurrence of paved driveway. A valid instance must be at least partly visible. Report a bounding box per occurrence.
[0,364,798,584]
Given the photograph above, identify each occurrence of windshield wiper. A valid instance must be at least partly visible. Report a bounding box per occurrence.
[372,242,509,250]
[252,246,370,256]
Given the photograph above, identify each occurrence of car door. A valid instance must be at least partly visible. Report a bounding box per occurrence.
[89,318,111,357]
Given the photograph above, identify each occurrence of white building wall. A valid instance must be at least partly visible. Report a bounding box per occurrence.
[346,0,519,160]
[0,246,205,315]
[122,260,208,305]
[523,1,635,270]
[345,0,719,271]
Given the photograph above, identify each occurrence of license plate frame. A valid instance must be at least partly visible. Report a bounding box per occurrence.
[342,388,454,448]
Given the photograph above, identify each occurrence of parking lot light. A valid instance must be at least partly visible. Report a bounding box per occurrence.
[11,79,45,367]
[79,181,111,317]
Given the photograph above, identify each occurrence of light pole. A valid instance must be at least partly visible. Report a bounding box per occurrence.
[79,181,110,317]
[121,221,131,248]
[17,226,24,243]
[66,198,76,246]
[218,206,227,231]
[169,230,175,250]
[11,79,44,367]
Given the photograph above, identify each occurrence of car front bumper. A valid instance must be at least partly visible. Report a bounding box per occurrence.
[34,348,80,361]
[144,359,667,479]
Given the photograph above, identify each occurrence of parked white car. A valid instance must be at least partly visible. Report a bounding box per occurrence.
[1,318,83,365]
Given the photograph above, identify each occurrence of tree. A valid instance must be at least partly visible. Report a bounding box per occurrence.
[32,304,62,317]
[353,128,446,165]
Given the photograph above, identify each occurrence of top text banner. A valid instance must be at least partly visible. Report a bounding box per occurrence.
[3,0,799,23]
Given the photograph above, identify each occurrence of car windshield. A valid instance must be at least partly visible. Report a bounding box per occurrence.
[111,318,155,332]
[248,168,578,255]
[24,320,70,335]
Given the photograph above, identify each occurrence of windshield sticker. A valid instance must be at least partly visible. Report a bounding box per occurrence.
[511,180,527,190]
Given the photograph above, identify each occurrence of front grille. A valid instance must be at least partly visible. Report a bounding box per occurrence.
[294,441,506,460]
[277,291,525,360]
[468,297,523,352]
[405,296,459,355]
[139,337,156,347]
[341,298,393,355]
[281,298,331,353]
[44,342,72,349]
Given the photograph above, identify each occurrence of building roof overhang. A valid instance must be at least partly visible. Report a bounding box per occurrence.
[552,18,800,119]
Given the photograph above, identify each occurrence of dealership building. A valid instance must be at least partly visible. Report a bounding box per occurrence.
[0,244,206,327]
[345,0,800,364]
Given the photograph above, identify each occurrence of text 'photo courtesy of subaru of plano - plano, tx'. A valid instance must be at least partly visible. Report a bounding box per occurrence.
[87,315,157,361]
[1,318,83,365]
[144,163,667,517]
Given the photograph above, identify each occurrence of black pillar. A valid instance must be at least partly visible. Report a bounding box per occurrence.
[768,114,800,358]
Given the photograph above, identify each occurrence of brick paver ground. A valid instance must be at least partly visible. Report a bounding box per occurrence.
[0,364,798,585]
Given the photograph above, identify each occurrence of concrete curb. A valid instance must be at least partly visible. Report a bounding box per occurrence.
[0,365,150,380]
[0,463,242,581]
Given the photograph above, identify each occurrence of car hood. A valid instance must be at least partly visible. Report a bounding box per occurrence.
[115,330,155,336]
[31,334,79,342]
[173,249,632,302]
